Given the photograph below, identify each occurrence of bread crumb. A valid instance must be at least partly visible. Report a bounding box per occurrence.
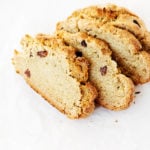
[135,91,141,94]
[115,120,118,123]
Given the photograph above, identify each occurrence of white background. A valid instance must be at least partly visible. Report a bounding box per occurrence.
[0,0,150,150]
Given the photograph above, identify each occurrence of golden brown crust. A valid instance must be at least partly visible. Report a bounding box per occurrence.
[68,57,89,83]
[79,82,97,118]
[71,4,137,20]
[22,34,76,56]
[141,32,150,52]
[70,4,150,53]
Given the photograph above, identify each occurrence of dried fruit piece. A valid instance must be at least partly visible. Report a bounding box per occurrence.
[100,66,107,76]
[24,69,31,78]
[29,52,33,57]
[75,51,83,57]
[81,40,87,47]
[133,20,141,27]
[37,50,48,57]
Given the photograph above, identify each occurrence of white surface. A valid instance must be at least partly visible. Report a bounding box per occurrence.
[1,0,150,150]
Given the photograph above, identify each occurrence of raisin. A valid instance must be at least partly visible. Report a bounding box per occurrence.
[75,51,83,57]
[103,7,106,12]
[81,40,87,47]
[100,66,107,76]
[37,50,48,57]
[81,82,86,85]
[133,20,141,27]
[24,69,31,78]
[29,52,33,57]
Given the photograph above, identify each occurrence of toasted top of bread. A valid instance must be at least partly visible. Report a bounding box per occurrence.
[70,4,150,53]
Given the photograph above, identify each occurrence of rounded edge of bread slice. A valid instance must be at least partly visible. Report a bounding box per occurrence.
[56,30,135,110]
[12,34,97,119]
[70,4,150,53]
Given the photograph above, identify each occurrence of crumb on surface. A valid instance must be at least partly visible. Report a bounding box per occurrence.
[115,120,118,123]
[135,91,141,94]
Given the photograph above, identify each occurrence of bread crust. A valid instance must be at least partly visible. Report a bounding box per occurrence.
[70,4,150,53]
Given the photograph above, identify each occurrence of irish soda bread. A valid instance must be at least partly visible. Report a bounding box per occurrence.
[57,4,150,84]
[12,34,97,119]
[57,30,134,110]
[12,4,150,119]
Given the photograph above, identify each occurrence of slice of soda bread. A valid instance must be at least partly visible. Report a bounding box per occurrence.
[12,34,97,119]
[56,30,135,110]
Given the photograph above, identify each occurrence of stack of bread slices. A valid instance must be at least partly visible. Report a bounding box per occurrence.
[13,4,150,119]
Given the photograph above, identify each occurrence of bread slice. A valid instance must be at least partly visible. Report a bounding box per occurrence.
[12,34,97,119]
[57,14,150,84]
[70,4,150,53]
[56,30,134,110]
